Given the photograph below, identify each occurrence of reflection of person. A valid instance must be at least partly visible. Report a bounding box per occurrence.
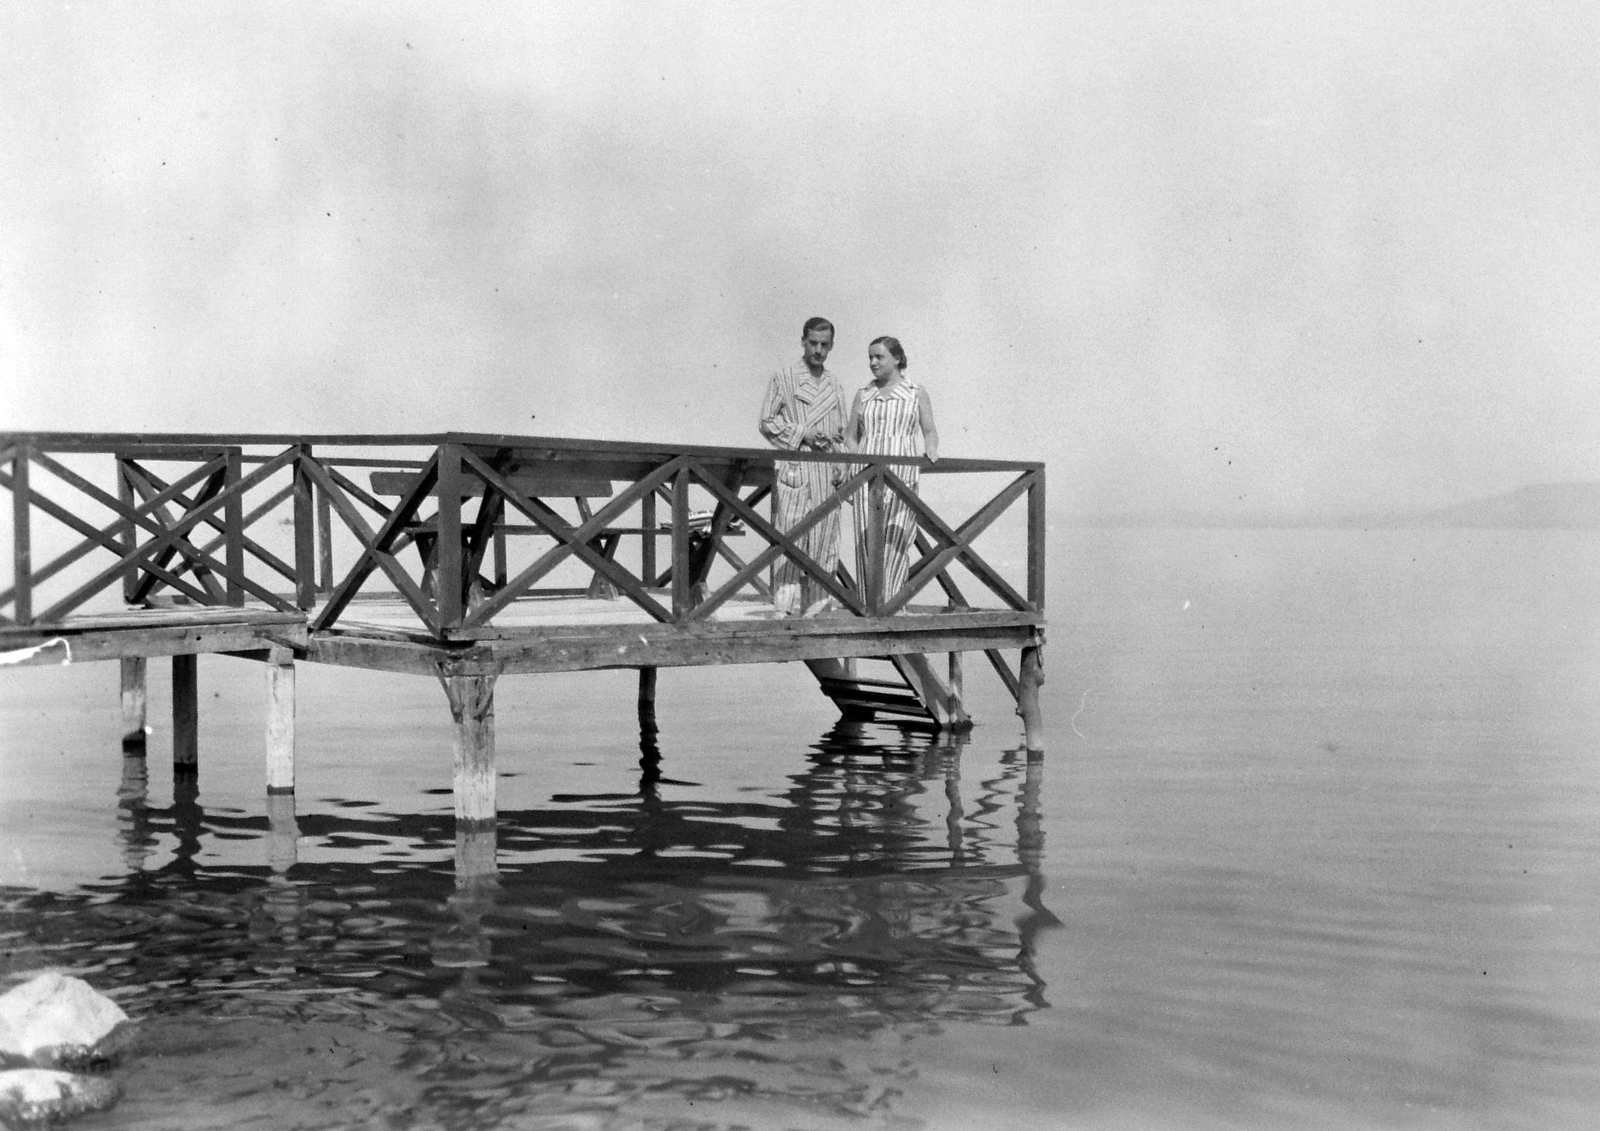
[848,336,939,608]
[759,317,848,616]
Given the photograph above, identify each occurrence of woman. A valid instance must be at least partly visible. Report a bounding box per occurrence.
[847,336,939,610]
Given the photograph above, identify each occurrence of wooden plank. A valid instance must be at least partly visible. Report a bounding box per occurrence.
[370,470,613,499]
[2,430,1041,473]
[440,606,1039,643]
[0,607,304,637]
[301,612,1038,676]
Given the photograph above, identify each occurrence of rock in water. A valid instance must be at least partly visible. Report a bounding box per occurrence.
[0,1068,121,1125]
[0,973,130,1069]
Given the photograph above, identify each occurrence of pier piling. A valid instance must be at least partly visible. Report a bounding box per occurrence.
[1018,644,1045,758]
[266,646,295,794]
[120,657,147,751]
[442,674,497,827]
[172,654,198,773]
[266,792,299,873]
[637,666,658,722]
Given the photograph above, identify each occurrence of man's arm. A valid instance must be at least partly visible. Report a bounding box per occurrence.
[758,371,800,450]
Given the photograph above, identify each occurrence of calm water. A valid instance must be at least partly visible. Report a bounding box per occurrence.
[2,529,1597,1130]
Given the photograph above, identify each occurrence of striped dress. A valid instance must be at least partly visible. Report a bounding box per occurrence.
[851,380,924,609]
[759,363,847,615]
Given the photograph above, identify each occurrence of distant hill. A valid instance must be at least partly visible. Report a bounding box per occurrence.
[1394,482,1600,528]
[1057,482,1600,529]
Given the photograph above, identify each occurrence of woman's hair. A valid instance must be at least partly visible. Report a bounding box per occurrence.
[802,316,835,339]
[870,336,907,370]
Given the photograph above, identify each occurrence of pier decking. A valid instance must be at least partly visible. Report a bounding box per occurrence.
[3,432,1045,871]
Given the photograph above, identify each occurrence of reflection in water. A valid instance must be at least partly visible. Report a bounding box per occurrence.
[6,720,1055,1127]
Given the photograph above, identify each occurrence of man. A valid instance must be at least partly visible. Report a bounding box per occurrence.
[758,316,848,616]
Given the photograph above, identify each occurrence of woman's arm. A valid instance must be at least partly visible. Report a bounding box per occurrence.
[845,390,865,453]
[917,386,939,462]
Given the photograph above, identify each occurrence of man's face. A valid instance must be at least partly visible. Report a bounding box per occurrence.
[802,329,834,372]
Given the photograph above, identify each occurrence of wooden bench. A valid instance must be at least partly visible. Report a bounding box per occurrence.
[370,470,627,600]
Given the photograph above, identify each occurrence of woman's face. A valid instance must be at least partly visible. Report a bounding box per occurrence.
[867,343,896,381]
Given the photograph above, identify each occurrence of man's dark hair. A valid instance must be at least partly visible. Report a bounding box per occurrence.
[801,316,835,340]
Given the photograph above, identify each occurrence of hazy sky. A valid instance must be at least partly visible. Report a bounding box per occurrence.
[2,1,1596,513]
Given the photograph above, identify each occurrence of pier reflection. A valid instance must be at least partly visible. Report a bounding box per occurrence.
[31,723,1059,1125]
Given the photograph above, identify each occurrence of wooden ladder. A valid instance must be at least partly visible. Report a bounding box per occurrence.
[806,654,971,731]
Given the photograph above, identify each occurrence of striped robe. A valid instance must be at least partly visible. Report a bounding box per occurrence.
[759,362,847,615]
[851,381,925,609]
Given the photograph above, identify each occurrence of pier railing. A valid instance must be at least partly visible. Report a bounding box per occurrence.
[2,433,1044,636]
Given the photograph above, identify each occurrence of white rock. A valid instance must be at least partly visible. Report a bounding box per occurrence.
[0,973,129,1065]
[0,1068,121,1124]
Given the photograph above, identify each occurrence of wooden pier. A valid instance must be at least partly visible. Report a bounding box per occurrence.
[2,432,1045,870]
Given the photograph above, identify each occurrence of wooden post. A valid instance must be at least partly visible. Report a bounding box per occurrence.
[224,447,245,607]
[266,791,299,873]
[671,468,691,617]
[120,657,147,751]
[641,490,656,587]
[172,653,199,773]
[948,649,964,723]
[266,646,295,794]
[1018,643,1045,758]
[441,674,497,828]
[117,458,139,604]
[292,446,317,610]
[316,482,334,592]
[454,824,498,887]
[1027,469,1046,612]
[865,469,885,613]
[10,444,30,624]
[637,666,658,722]
[435,445,465,627]
[493,527,507,589]
[116,751,152,872]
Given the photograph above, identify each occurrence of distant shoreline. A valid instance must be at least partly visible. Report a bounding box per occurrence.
[1054,481,1600,531]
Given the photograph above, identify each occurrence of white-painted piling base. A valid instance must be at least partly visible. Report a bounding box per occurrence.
[265,647,295,794]
[441,674,498,828]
